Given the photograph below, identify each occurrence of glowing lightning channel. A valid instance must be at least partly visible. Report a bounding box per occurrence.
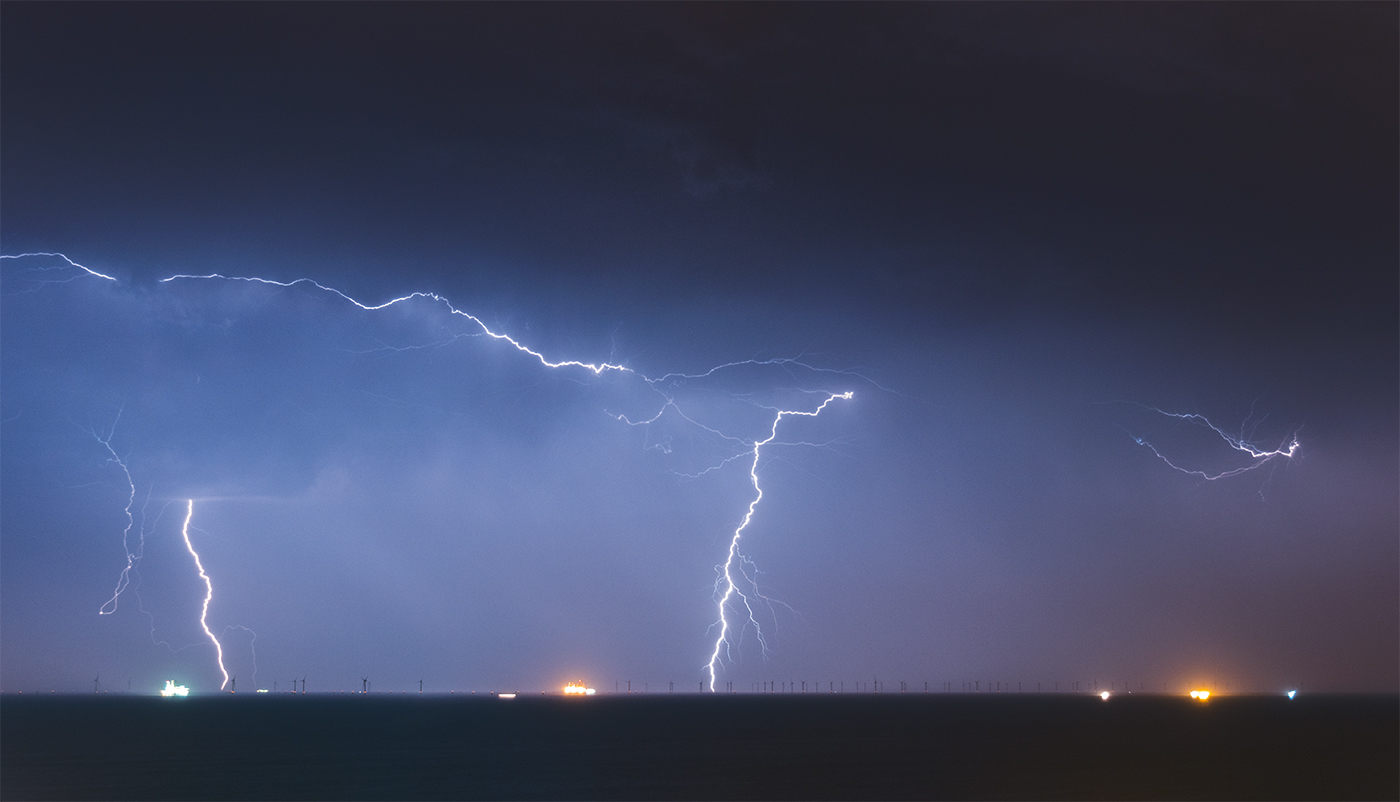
[159,273,890,394]
[1128,406,1300,480]
[179,500,231,690]
[0,252,118,284]
[705,391,852,692]
[92,410,144,615]
[159,273,635,376]
[222,625,258,688]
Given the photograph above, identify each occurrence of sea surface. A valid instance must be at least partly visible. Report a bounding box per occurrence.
[2,693,1395,800]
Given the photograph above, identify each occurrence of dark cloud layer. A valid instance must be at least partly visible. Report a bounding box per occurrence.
[2,3,1395,694]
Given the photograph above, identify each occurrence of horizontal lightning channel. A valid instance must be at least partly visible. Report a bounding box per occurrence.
[160,274,634,376]
[0,252,117,282]
[1130,407,1300,480]
[158,272,887,394]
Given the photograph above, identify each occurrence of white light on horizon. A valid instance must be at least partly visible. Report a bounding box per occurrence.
[160,680,189,697]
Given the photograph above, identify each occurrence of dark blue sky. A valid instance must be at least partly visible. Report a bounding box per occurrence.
[2,2,1395,695]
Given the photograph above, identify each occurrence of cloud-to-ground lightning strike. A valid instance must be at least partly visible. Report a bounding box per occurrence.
[179,500,231,690]
[1127,406,1301,481]
[705,391,852,692]
[6,252,864,689]
[87,415,244,680]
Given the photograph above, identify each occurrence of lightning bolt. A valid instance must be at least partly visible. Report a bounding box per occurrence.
[7,252,867,690]
[0,252,117,291]
[159,273,633,376]
[83,416,286,687]
[1126,405,1300,481]
[179,499,231,690]
[90,410,144,615]
[159,272,866,689]
[85,416,217,668]
[221,624,258,689]
[705,391,852,692]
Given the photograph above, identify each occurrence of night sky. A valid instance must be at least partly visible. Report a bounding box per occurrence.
[2,3,1395,696]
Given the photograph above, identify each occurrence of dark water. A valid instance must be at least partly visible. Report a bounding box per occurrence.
[2,693,1395,800]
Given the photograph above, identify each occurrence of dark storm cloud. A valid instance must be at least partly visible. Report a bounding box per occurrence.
[10,3,1392,320]
[2,3,1394,694]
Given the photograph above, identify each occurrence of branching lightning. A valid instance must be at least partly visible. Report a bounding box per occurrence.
[86,418,251,686]
[705,391,852,691]
[159,273,634,376]
[1125,404,1300,482]
[7,252,868,690]
[90,410,143,615]
[0,252,117,291]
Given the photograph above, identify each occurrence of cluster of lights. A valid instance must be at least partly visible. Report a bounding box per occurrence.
[159,680,189,697]
[1189,689,1211,701]
[563,682,596,695]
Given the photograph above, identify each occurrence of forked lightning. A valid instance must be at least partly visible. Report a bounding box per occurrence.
[7,252,860,690]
